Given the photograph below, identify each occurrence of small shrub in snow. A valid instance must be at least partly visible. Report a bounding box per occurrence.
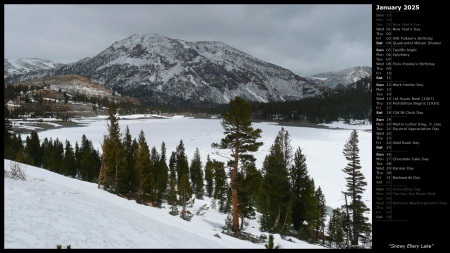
[195,204,209,216]
[4,161,27,181]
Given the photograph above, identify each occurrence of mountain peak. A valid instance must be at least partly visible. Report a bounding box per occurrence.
[5,34,326,105]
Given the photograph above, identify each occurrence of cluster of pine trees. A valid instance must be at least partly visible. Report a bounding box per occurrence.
[4,120,101,183]
[3,97,371,248]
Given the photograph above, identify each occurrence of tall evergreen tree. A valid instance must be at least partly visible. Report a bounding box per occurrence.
[259,128,292,233]
[63,140,77,177]
[236,171,256,230]
[243,162,263,211]
[41,137,52,170]
[174,140,192,207]
[150,146,160,201]
[74,141,81,178]
[212,160,228,213]
[154,142,169,206]
[315,186,327,245]
[135,130,155,204]
[190,147,204,199]
[301,178,319,242]
[79,135,101,182]
[211,96,263,233]
[290,147,310,232]
[98,103,126,194]
[204,154,214,197]
[168,151,179,215]
[342,130,371,246]
[24,130,41,167]
[123,126,138,193]
[50,138,64,174]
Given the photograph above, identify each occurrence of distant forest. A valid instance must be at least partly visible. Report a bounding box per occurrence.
[147,76,372,124]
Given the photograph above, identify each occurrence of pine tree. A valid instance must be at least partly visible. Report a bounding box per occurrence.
[134,130,155,204]
[265,234,280,249]
[342,130,371,246]
[63,140,77,177]
[328,207,347,249]
[150,146,160,202]
[259,128,292,233]
[168,151,179,215]
[175,140,190,187]
[98,103,126,193]
[24,130,41,167]
[212,160,227,212]
[74,141,81,178]
[79,135,101,182]
[190,147,204,199]
[123,126,138,193]
[50,138,64,174]
[315,186,327,245]
[173,140,192,208]
[204,154,214,197]
[155,142,169,206]
[242,162,263,211]
[41,137,52,169]
[211,96,263,233]
[237,170,256,230]
[290,147,310,232]
[302,178,319,242]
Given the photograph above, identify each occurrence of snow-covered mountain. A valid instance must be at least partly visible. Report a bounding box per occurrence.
[311,66,372,89]
[4,58,65,79]
[5,33,322,105]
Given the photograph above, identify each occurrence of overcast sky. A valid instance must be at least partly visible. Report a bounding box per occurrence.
[4,4,371,76]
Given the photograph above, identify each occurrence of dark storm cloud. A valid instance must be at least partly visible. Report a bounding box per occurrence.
[4,4,371,76]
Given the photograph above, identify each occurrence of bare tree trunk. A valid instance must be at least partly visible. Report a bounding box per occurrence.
[98,156,106,189]
[231,186,239,232]
[281,208,289,232]
[274,206,281,230]
[98,163,103,189]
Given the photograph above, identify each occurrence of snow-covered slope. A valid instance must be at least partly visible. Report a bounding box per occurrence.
[311,66,372,89]
[4,58,65,79]
[4,159,326,249]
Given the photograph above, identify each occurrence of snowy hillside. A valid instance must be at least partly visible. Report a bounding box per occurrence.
[4,159,326,249]
[311,66,372,89]
[4,58,65,79]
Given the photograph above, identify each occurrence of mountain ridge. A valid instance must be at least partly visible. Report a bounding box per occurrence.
[4,33,371,105]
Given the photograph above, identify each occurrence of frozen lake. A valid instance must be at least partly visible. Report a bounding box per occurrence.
[23,115,372,222]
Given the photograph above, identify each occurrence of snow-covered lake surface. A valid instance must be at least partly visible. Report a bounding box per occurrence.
[20,115,372,218]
